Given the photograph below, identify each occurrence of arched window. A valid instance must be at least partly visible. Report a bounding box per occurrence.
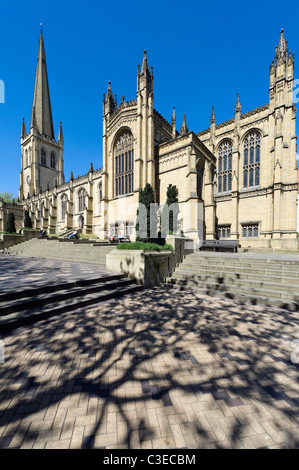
[25,149,28,167]
[51,152,56,169]
[78,189,86,212]
[217,141,232,193]
[114,130,134,197]
[196,160,204,200]
[61,195,67,221]
[41,148,47,166]
[99,183,102,214]
[243,132,260,188]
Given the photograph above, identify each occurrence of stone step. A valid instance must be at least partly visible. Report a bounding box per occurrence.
[0,274,125,303]
[188,253,299,267]
[174,266,299,283]
[0,277,133,316]
[165,278,299,312]
[168,274,299,301]
[0,280,144,333]
[179,260,299,274]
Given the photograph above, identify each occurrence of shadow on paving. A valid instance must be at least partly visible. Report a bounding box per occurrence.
[1,281,299,449]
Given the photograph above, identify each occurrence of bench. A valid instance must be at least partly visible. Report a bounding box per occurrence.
[199,239,239,253]
[118,236,131,243]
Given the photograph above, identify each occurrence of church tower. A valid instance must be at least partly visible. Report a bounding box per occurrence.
[268,29,297,236]
[19,28,64,200]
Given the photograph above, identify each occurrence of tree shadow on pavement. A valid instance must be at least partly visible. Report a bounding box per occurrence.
[1,281,299,449]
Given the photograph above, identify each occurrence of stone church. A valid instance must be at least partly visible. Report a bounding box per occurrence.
[15,28,298,249]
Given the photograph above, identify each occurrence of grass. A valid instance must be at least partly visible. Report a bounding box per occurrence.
[117,241,173,251]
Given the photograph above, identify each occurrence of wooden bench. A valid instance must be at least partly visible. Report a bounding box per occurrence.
[199,239,239,253]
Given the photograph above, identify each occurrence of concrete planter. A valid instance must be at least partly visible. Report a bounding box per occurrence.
[106,236,194,288]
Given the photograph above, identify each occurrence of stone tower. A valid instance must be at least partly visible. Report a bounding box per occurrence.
[268,29,297,236]
[19,28,64,201]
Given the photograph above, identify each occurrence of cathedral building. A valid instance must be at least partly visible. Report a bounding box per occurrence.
[16,28,298,249]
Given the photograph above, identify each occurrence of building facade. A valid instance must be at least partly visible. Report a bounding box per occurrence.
[17,29,298,249]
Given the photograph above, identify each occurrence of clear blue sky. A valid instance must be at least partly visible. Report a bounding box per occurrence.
[0,0,298,196]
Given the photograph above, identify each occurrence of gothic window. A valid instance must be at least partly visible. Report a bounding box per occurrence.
[41,148,47,166]
[218,141,232,193]
[99,183,102,214]
[243,132,260,188]
[196,160,204,200]
[61,195,67,221]
[217,225,231,239]
[242,223,259,238]
[50,152,56,169]
[25,149,28,167]
[78,189,86,212]
[114,130,134,197]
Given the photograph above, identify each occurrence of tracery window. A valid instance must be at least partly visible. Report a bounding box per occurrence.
[217,225,231,239]
[61,195,67,221]
[51,152,56,169]
[218,141,232,193]
[41,148,47,166]
[243,132,260,188]
[78,189,86,212]
[114,131,134,197]
[242,223,259,238]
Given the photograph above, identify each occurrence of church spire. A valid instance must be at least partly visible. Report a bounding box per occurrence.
[58,121,64,142]
[21,117,27,139]
[31,28,55,138]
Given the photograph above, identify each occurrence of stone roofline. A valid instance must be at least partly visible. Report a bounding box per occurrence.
[153,109,173,133]
[110,99,138,121]
[197,103,270,137]
[158,130,216,163]
[20,168,103,204]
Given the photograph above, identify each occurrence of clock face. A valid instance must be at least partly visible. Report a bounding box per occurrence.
[26,176,30,185]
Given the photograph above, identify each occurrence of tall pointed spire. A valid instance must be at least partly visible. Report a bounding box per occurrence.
[21,118,27,139]
[58,121,64,142]
[210,106,216,124]
[235,93,241,113]
[141,50,149,74]
[180,114,188,134]
[274,28,292,64]
[171,107,176,138]
[139,50,153,95]
[278,28,287,55]
[31,27,55,138]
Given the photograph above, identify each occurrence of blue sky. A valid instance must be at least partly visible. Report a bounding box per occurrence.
[0,0,298,196]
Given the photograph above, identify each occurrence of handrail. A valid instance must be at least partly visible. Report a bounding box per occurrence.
[147,239,187,283]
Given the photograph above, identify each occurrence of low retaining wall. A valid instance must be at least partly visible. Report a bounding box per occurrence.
[106,236,194,288]
[0,229,41,252]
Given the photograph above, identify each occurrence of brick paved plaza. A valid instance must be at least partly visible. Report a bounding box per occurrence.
[1,256,299,449]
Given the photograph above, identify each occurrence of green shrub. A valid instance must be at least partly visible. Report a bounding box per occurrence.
[5,212,16,233]
[24,210,32,228]
[117,241,173,251]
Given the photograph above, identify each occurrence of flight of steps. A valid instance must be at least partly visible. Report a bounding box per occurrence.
[165,251,299,311]
[0,273,143,333]
[4,238,115,265]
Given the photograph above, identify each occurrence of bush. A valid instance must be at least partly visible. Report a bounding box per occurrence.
[117,241,173,251]
[136,183,158,243]
[5,212,16,233]
[24,210,32,228]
